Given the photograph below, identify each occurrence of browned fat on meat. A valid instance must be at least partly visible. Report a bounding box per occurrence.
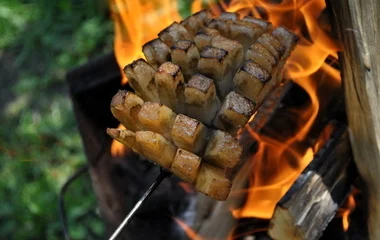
[171,114,209,155]
[184,74,221,126]
[110,90,144,132]
[171,148,202,183]
[124,59,160,102]
[195,163,232,201]
[107,128,142,155]
[158,22,192,47]
[142,38,171,68]
[138,102,177,141]
[213,91,255,135]
[180,9,213,36]
[198,46,232,98]
[154,62,186,113]
[233,60,272,104]
[171,40,200,81]
[204,130,243,168]
[135,131,177,169]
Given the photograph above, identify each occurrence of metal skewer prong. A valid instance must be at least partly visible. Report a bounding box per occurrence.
[109,168,172,240]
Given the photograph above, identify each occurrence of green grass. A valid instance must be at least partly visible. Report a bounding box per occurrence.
[0,0,112,239]
[0,0,194,239]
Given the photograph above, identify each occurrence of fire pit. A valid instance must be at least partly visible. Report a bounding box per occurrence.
[64,0,378,239]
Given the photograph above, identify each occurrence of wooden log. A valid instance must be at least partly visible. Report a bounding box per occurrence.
[268,124,357,240]
[329,1,380,239]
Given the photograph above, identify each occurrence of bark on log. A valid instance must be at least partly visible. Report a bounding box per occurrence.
[268,123,356,240]
[330,1,380,239]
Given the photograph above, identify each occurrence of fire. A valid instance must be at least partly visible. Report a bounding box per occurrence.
[337,189,358,231]
[109,0,182,85]
[108,0,343,236]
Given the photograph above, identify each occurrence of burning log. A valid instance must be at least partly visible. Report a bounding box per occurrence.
[330,0,380,239]
[268,124,357,240]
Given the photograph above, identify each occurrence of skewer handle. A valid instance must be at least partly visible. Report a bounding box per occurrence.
[109,168,171,240]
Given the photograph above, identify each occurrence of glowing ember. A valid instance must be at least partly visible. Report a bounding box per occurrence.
[108,0,343,234]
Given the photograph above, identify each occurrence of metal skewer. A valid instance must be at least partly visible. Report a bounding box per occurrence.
[109,168,172,240]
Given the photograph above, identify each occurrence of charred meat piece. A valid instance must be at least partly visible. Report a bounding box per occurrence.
[204,130,243,168]
[245,43,277,73]
[233,60,271,104]
[194,27,220,50]
[110,90,144,132]
[171,114,209,155]
[171,148,202,183]
[195,163,232,201]
[142,38,171,68]
[124,59,159,102]
[213,91,255,135]
[171,40,200,81]
[107,128,142,154]
[180,9,213,36]
[257,33,285,60]
[154,62,185,113]
[158,22,192,47]
[138,102,177,141]
[184,74,221,125]
[198,46,232,98]
[135,131,177,169]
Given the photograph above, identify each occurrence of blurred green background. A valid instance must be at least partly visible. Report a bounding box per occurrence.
[0,0,192,239]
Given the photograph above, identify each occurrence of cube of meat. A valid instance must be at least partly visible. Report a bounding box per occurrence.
[171,114,209,154]
[204,130,243,168]
[195,163,232,201]
[171,148,202,183]
[138,102,177,141]
[213,91,255,135]
[124,59,159,102]
[110,90,143,132]
[135,131,177,169]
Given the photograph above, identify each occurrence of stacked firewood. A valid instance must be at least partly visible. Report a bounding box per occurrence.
[107,10,298,201]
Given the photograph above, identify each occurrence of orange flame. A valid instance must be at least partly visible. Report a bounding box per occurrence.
[173,218,204,240]
[108,0,343,234]
[337,189,358,231]
[109,0,182,85]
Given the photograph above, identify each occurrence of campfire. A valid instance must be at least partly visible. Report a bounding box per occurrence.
[65,0,380,239]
